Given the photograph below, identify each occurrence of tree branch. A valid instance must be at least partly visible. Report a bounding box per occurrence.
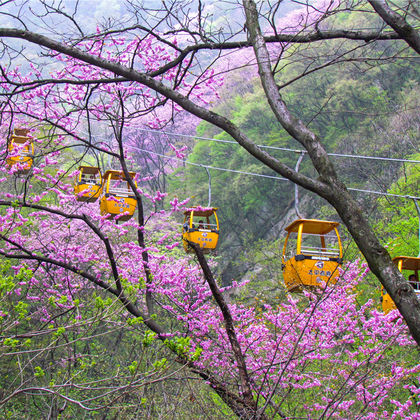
[368,0,420,54]
[191,242,260,415]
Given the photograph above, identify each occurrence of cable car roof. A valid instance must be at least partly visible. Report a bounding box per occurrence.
[79,166,100,174]
[11,129,32,144]
[184,207,218,217]
[11,135,32,143]
[103,169,136,179]
[392,256,420,271]
[14,128,30,135]
[285,219,340,235]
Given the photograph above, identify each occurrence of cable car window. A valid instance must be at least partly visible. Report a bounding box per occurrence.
[300,232,340,257]
[108,178,130,195]
[81,173,98,184]
[190,214,218,231]
[284,232,297,260]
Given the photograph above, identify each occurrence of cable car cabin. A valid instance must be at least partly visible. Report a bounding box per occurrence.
[182,207,219,253]
[381,256,420,313]
[6,128,34,174]
[74,166,103,203]
[99,170,137,221]
[282,219,343,293]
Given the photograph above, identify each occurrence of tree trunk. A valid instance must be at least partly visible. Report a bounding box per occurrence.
[242,0,420,345]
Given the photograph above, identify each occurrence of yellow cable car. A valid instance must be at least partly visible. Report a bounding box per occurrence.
[381,256,420,313]
[99,170,137,221]
[74,166,103,202]
[182,207,219,253]
[282,219,343,292]
[7,128,34,174]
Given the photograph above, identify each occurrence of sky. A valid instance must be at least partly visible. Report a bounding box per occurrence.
[0,0,301,36]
